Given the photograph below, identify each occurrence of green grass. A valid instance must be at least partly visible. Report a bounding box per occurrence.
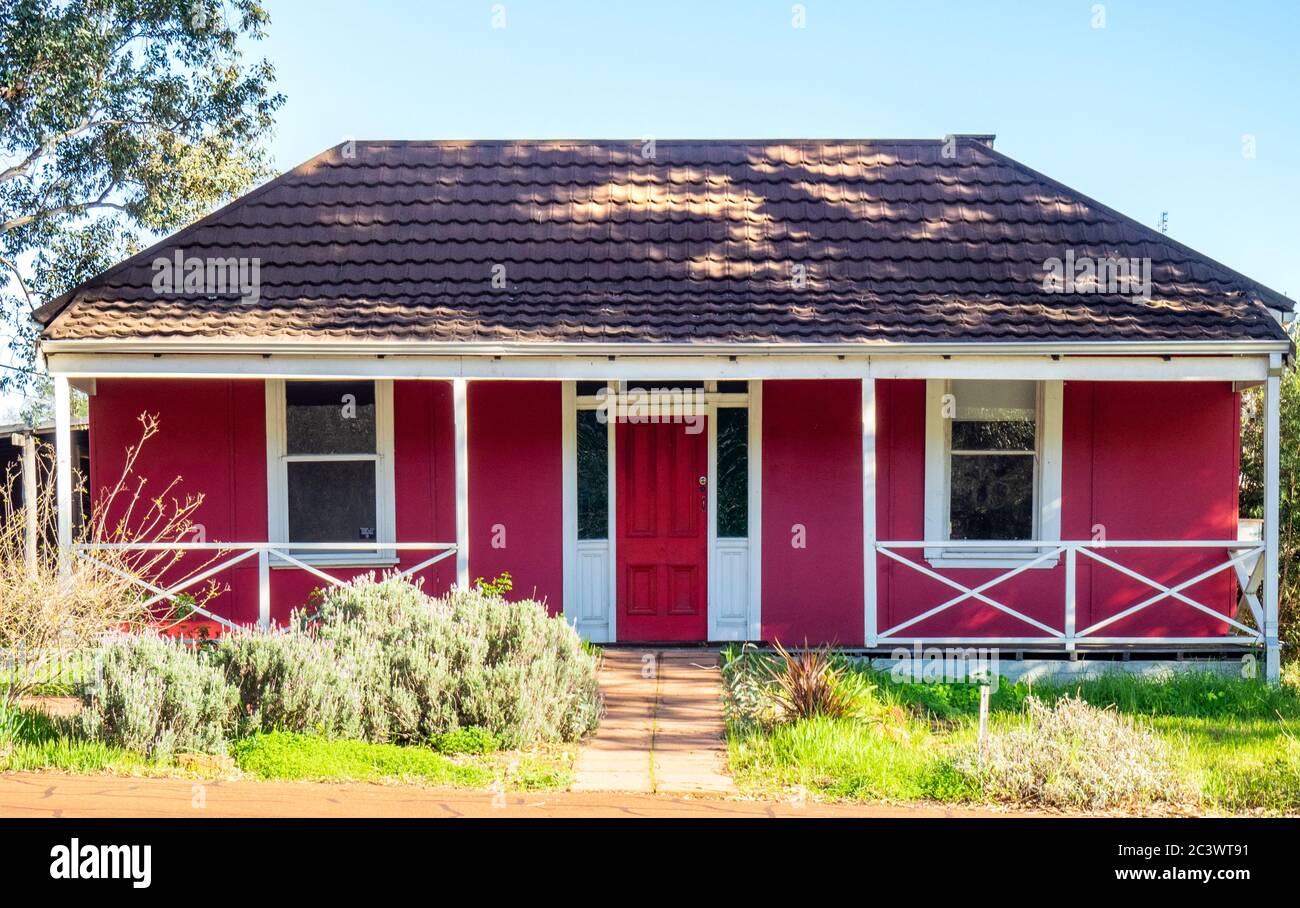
[232,732,575,790]
[0,702,172,775]
[722,647,1300,814]
[232,732,494,786]
[2,701,574,791]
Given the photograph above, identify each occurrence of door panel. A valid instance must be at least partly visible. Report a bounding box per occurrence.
[617,420,708,641]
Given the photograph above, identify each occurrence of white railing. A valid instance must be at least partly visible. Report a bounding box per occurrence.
[874,540,1265,649]
[71,541,458,631]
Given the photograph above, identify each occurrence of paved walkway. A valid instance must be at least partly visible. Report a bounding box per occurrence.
[572,648,735,794]
[0,773,1014,818]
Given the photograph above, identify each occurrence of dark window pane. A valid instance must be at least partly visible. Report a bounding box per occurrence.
[576,381,608,397]
[286,381,376,454]
[949,454,1034,540]
[952,419,1035,452]
[717,381,748,394]
[287,460,377,543]
[577,409,608,539]
[717,408,748,538]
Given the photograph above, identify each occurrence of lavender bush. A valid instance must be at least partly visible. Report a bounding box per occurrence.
[80,634,237,758]
[216,575,602,747]
[955,694,1190,809]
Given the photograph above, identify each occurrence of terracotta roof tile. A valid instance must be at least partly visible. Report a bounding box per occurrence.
[37,138,1290,345]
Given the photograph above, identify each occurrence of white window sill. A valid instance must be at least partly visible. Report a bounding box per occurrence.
[270,553,400,570]
[924,550,1060,570]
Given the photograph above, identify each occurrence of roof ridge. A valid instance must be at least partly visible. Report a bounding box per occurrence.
[340,138,957,145]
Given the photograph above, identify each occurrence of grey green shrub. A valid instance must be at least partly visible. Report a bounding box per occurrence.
[215,575,602,748]
[212,628,379,740]
[79,634,237,758]
[954,694,1190,809]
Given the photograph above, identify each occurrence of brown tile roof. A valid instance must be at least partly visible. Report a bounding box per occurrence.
[36,138,1291,346]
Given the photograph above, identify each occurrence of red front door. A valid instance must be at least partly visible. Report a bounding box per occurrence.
[616,419,708,641]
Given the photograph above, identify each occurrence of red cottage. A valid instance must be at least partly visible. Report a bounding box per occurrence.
[34,138,1291,680]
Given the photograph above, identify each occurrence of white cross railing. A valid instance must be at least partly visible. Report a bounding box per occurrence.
[71,541,459,631]
[874,540,1265,649]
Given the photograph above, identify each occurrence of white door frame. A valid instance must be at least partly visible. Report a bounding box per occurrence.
[562,380,762,642]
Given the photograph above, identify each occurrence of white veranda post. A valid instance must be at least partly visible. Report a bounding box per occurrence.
[54,374,74,573]
[862,377,878,648]
[1264,356,1282,684]
[453,378,470,589]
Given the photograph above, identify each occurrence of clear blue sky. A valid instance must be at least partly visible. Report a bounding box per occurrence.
[259,0,1299,299]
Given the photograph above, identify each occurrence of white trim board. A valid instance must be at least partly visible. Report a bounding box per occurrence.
[46,352,1272,383]
[42,338,1290,357]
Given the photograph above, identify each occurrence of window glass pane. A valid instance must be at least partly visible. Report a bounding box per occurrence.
[716,381,748,394]
[717,408,748,538]
[949,454,1034,540]
[577,409,608,539]
[576,381,608,397]
[287,460,377,543]
[952,419,1036,452]
[286,381,376,454]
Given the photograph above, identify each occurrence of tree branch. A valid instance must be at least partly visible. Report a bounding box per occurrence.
[0,185,129,235]
[0,256,36,311]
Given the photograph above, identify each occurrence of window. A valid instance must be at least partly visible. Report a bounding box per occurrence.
[948,380,1036,540]
[576,408,608,539]
[267,379,395,563]
[716,407,748,538]
[925,379,1062,564]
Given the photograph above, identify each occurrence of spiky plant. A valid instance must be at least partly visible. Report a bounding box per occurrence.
[764,640,857,721]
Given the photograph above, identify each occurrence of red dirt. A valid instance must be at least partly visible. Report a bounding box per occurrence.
[0,772,1025,818]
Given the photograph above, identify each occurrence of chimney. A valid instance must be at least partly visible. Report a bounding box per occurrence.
[951,134,996,148]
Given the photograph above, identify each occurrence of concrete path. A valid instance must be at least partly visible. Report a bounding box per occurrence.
[572,648,735,795]
[0,772,1021,818]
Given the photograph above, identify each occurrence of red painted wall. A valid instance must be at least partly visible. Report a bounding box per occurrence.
[90,379,269,624]
[467,381,564,613]
[761,379,865,646]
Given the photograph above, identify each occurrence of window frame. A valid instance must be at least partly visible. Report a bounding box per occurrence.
[923,378,1063,568]
[265,378,397,567]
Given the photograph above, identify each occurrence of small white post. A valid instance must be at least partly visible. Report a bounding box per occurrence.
[977,683,990,768]
[1064,546,1077,652]
[453,378,470,590]
[258,549,271,629]
[53,374,73,575]
[10,432,38,576]
[862,377,878,648]
[1263,356,1282,685]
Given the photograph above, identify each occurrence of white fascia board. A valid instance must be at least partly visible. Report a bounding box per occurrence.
[45,350,1271,382]
[39,337,1292,357]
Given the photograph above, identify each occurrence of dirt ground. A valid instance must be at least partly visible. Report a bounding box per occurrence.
[0,772,1026,818]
